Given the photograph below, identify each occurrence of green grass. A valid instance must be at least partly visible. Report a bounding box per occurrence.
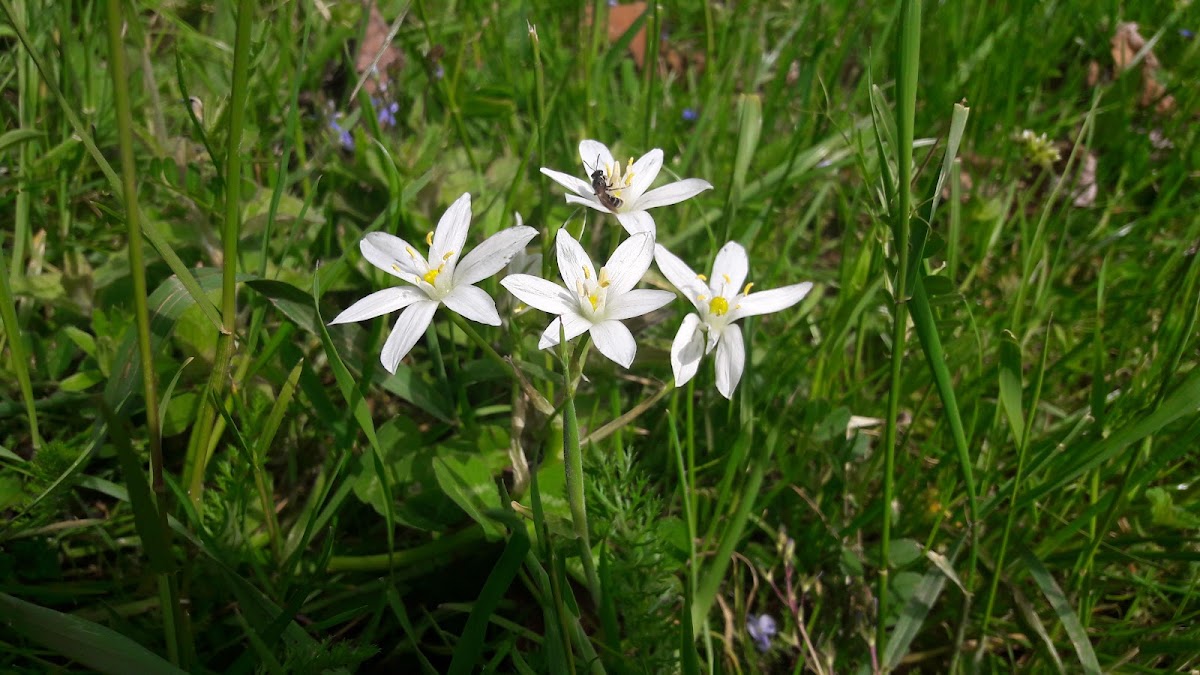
[2,0,1200,672]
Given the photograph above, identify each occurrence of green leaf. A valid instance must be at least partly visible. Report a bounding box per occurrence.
[1021,549,1101,674]
[998,330,1025,445]
[447,531,531,675]
[0,592,187,675]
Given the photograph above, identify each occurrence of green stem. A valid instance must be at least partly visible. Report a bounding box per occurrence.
[559,332,601,609]
[450,313,555,415]
[105,0,180,662]
[185,0,255,505]
[878,0,920,661]
[326,526,487,572]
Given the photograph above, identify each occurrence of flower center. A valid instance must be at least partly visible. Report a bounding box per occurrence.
[423,265,443,285]
[605,157,637,198]
[708,296,729,316]
[575,266,611,316]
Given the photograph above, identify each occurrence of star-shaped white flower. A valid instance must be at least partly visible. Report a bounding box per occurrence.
[330,193,537,373]
[501,229,674,368]
[655,241,813,398]
[540,139,713,236]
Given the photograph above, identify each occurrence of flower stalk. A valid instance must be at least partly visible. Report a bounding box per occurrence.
[558,327,602,609]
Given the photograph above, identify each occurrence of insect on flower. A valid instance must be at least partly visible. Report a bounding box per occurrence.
[587,154,624,212]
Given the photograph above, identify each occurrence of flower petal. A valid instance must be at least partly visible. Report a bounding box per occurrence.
[622,148,663,202]
[633,178,713,211]
[654,244,707,310]
[329,286,426,324]
[443,284,501,326]
[537,312,592,350]
[361,232,422,280]
[670,313,705,386]
[714,324,745,399]
[578,139,616,176]
[540,167,597,201]
[453,225,538,286]
[429,193,472,273]
[555,228,596,294]
[380,300,439,373]
[501,274,575,315]
[614,210,656,236]
[565,193,612,214]
[589,320,637,368]
[711,241,749,297]
[732,282,813,320]
[605,289,675,321]
[603,232,655,296]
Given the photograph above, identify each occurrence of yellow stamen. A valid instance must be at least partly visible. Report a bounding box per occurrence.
[392,263,404,275]
[583,266,591,280]
[709,296,730,316]
[598,268,611,288]
[587,293,600,311]
[697,294,708,302]
[425,231,434,246]
[443,250,454,261]
[697,274,707,281]
[423,265,443,285]
[743,282,755,295]
[624,157,635,187]
[405,246,418,258]
[722,274,731,284]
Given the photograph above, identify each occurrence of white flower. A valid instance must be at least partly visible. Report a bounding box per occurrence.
[539,139,713,236]
[330,193,537,373]
[655,241,813,398]
[501,229,674,368]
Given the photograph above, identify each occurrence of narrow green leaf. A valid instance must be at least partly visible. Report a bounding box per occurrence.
[447,531,531,675]
[998,330,1026,444]
[1021,549,1101,674]
[0,592,186,675]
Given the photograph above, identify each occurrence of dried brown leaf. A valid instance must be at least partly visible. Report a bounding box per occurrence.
[356,5,405,95]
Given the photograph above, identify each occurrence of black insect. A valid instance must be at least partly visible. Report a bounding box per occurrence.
[588,156,623,212]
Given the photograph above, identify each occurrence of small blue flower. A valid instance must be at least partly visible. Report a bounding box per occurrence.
[434,64,445,80]
[328,111,354,151]
[682,107,698,122]
[1181,29,1195,39]
[606,0,617,6]
[746,613,777,653]
[377,100,400,127]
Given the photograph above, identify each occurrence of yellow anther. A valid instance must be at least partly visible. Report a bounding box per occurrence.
[392,263,404,275]
[697,294,708,302]
[709,296,730,316]
[425,231,434,246]
[583,266,591,280]
[742,282,755,295]
[423,265,443,285]
[624,157,635,187]
[598,268,611,288]
[443,250,455,261]
[723,274,731,284]
[406,246,418,258]
[697,274,707,281]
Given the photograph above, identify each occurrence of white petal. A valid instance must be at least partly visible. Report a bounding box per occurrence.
[670,313,706,386]
[537,312,592,350]
[565,193,611,213]
[578,139,616,176]
[380,300,439,373]
[329,286,426,324]
[732,282,813,320]
[654,244,707,310]
[361,232,422,280]
[453,225,538,286]
[589,320,637,369]
[711,241,749,297]
[555,228,596,294]
[614,210,656,236]
[429,193,472,273]
[443,284,501,326]
[603,232,655,296]
[633,178,713,211]
[540,167,597,201]
[714,324,745,399]
[501,274,576,315]
[623,149,663,202]
[605,289,675,321]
